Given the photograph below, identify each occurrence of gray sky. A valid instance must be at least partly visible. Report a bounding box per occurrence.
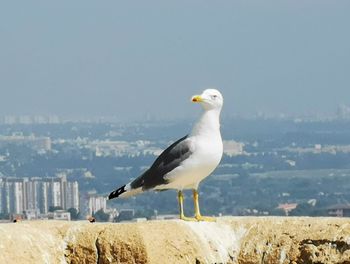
[0,1,349,120]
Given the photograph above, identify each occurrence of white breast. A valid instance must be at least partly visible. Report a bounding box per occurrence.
[160,134,223,190]
[156,105,223,191]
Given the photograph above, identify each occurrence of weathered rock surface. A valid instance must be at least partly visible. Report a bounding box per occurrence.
[1,217,350,264]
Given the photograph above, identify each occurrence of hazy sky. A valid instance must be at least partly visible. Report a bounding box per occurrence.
[0,1,349,120]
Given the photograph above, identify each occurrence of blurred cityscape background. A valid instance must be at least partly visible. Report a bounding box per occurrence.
[0,106,350,222]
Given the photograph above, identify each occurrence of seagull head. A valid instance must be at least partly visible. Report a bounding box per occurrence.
[191,89,223,111]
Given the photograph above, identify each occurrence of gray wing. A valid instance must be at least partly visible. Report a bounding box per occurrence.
[130,135,192,190]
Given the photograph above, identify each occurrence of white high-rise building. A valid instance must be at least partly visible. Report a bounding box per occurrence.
[13,181,24,214]
[52,181,61,207]
[88,195,107,215]
[1,178,29,214]
[25,177,41,210]
[0,176,79,215]
[66,181,79,210]
[40,181,50,214]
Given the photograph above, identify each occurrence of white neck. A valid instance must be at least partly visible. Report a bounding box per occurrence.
[190,108,221,137]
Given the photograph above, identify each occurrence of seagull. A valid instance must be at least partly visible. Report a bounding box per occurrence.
[108,89,223,221]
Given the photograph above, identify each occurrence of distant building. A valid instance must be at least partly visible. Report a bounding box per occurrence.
[314,144,322,153]
[277,203,298,216]
[131,218,147,222]
[18,115,32,124]
[327,204,350,217]
[152,214,178,220]
[47,115,60,124]
[223,140,245,156]
[24,209,40,220]
[48,210,71,221]
[1,177,28,214]
[0,135,51,152]
[337,104,350,120]
[66,181,79,211]
[115,209,135,222]
[0,176,79,215]
[0,115,61,125]
[3,115,17,125]
[88,195,107,215]
[105,208,118,221]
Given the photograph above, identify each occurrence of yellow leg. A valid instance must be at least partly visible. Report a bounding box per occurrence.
[178,191,196,221]
[193,189,216,222]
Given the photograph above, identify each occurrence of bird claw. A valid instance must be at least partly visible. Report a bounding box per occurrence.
[179,215,198,221]
[179,214,216,222]
[195,215,216,222]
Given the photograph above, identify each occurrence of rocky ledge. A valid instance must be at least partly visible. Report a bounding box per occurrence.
[1,217,350,264]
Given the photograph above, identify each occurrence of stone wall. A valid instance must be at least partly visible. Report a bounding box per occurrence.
[1,217,350,263]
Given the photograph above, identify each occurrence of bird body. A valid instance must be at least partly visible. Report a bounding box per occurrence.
[162,113,223,190]
[109,89,224,221]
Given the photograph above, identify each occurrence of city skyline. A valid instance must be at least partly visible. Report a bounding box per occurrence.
[0,175,79,215]
[0,113,350,219]
[0,102,350,124]
[0,1,349,120]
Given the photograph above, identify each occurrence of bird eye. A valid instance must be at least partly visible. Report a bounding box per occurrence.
[211,95,218,100]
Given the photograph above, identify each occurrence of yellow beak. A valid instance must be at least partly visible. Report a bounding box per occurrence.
[191,95,203,103]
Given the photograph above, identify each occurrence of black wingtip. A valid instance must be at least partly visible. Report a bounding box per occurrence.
[108,185,126,200]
